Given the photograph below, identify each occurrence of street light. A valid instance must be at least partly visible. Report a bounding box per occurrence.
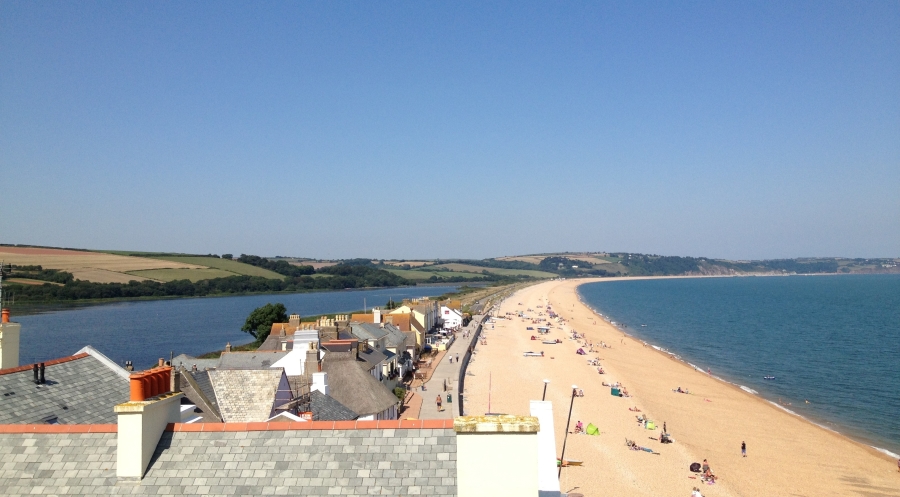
[558,385,578,478]
[542,379,550,401]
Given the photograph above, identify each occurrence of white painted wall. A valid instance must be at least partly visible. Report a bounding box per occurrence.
[457,431,538,496]
[271,348,307,376]
[441,306,463,330]
[0,322,21,369]
[530,400,561,496]
[115,393,183,479]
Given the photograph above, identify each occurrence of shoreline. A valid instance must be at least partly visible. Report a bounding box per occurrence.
[573,277,900,460]
[4,283,467,316]
[463,278,899,496]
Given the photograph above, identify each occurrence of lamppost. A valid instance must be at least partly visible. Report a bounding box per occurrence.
[558,385,578,478]
[542,379,550,401]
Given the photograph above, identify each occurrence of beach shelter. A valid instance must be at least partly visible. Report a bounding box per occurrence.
[585,423,600,436]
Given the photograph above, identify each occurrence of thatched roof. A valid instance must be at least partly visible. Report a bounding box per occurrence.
[321,350,398,417]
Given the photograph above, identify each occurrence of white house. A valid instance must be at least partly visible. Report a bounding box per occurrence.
[441,306,463,330]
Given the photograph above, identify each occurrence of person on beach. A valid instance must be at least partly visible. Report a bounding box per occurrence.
[742,441,747,457]
[663,421,667,434]
[436,395,442,412]
[456,353,459,362]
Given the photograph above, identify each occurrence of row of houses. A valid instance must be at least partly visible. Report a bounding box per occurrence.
[0,303,562,497]
[0,298,464,430]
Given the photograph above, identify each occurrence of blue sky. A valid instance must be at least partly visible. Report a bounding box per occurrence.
[1,2,898,260]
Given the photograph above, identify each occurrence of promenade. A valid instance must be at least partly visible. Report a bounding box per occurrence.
[417,314,485,419]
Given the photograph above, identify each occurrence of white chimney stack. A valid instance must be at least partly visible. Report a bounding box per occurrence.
[311,372,329,396]
[373,307,381,324]
[0,309,21,369]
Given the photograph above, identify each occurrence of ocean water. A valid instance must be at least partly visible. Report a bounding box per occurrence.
[11,286,458,369]
[577,274,900,457]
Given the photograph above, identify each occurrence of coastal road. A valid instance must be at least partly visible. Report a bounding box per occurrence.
[417,315,486,419]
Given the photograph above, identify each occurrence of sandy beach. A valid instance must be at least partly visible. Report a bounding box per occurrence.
[462,278,900,497]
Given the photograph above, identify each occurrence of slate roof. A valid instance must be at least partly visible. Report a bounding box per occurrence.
[383,324,409,348]
[309,390,358,421]
[322,351,399,417]
[216,350,289,369]
[349,322,389,341]
[208,369,284,423]
[356,345,390,371]
[0,426,458,496]
[178,370,222,422]
[170,354,218,371]
[0,346,129,425]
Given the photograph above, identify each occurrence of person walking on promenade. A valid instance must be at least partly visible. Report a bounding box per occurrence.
[436,395,443,412]
[456,353,459,362]
[741,441,747,457]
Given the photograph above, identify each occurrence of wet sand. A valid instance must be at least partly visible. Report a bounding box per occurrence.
[462,278,900,497]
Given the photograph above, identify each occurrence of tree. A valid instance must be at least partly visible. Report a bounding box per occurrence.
[241,303,288,344]
[222,254,233,260]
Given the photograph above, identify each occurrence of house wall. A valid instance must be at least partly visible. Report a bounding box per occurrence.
[0,322,21,369]
[454,415,540,497]
[115,392,184,479]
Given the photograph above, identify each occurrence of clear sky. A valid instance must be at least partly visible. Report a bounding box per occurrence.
[1,2,898,260]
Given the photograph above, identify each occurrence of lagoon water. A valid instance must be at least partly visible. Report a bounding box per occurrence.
[13,286,458,370]
[578,274,900,457]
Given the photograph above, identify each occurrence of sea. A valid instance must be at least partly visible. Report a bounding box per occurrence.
[577,274,900,458]
[11,285,459,370]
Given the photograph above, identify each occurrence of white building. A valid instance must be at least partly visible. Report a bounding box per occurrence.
[441,306,463,330]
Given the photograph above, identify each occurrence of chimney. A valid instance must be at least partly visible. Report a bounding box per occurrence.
[311,372,329,395]
[39,363,45,384]
[305,344,318,375]
[191,364,198,372]
[171,368,181,393]
[116,367,183,480]
[125,361,134,372]
[225,342,232,353]
[373,307,381,324]
[0,308,21,369]
[32,363,39,384]
[289,314,301,328]
[157,358,164,367]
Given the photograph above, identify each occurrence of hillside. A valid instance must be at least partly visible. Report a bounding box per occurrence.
[0,246,283,283]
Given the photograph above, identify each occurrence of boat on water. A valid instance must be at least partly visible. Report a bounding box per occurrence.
[763,376,776,380]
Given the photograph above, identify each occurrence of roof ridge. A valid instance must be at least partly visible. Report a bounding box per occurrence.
[0,352,89,376]
[76,345,130,380]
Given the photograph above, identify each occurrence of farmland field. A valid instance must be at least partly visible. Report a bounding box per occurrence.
[69,268,158,283]
[384,268,485,281]
[124,268,238,283]
[496,253,612,265]
[384,261,433,267]
[0,246,204,283]
[6,278,62,286]
[149,256,284,279]
[431,263,557,278]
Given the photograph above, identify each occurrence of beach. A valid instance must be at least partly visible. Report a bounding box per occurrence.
[462,278,900,496]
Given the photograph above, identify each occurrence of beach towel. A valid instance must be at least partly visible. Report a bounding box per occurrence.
[586,423,599,436]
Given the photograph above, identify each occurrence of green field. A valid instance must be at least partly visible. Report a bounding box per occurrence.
[124,268,238,282]
[431,263,557,278]
[384,268,486,281]
[149,256,284,279]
